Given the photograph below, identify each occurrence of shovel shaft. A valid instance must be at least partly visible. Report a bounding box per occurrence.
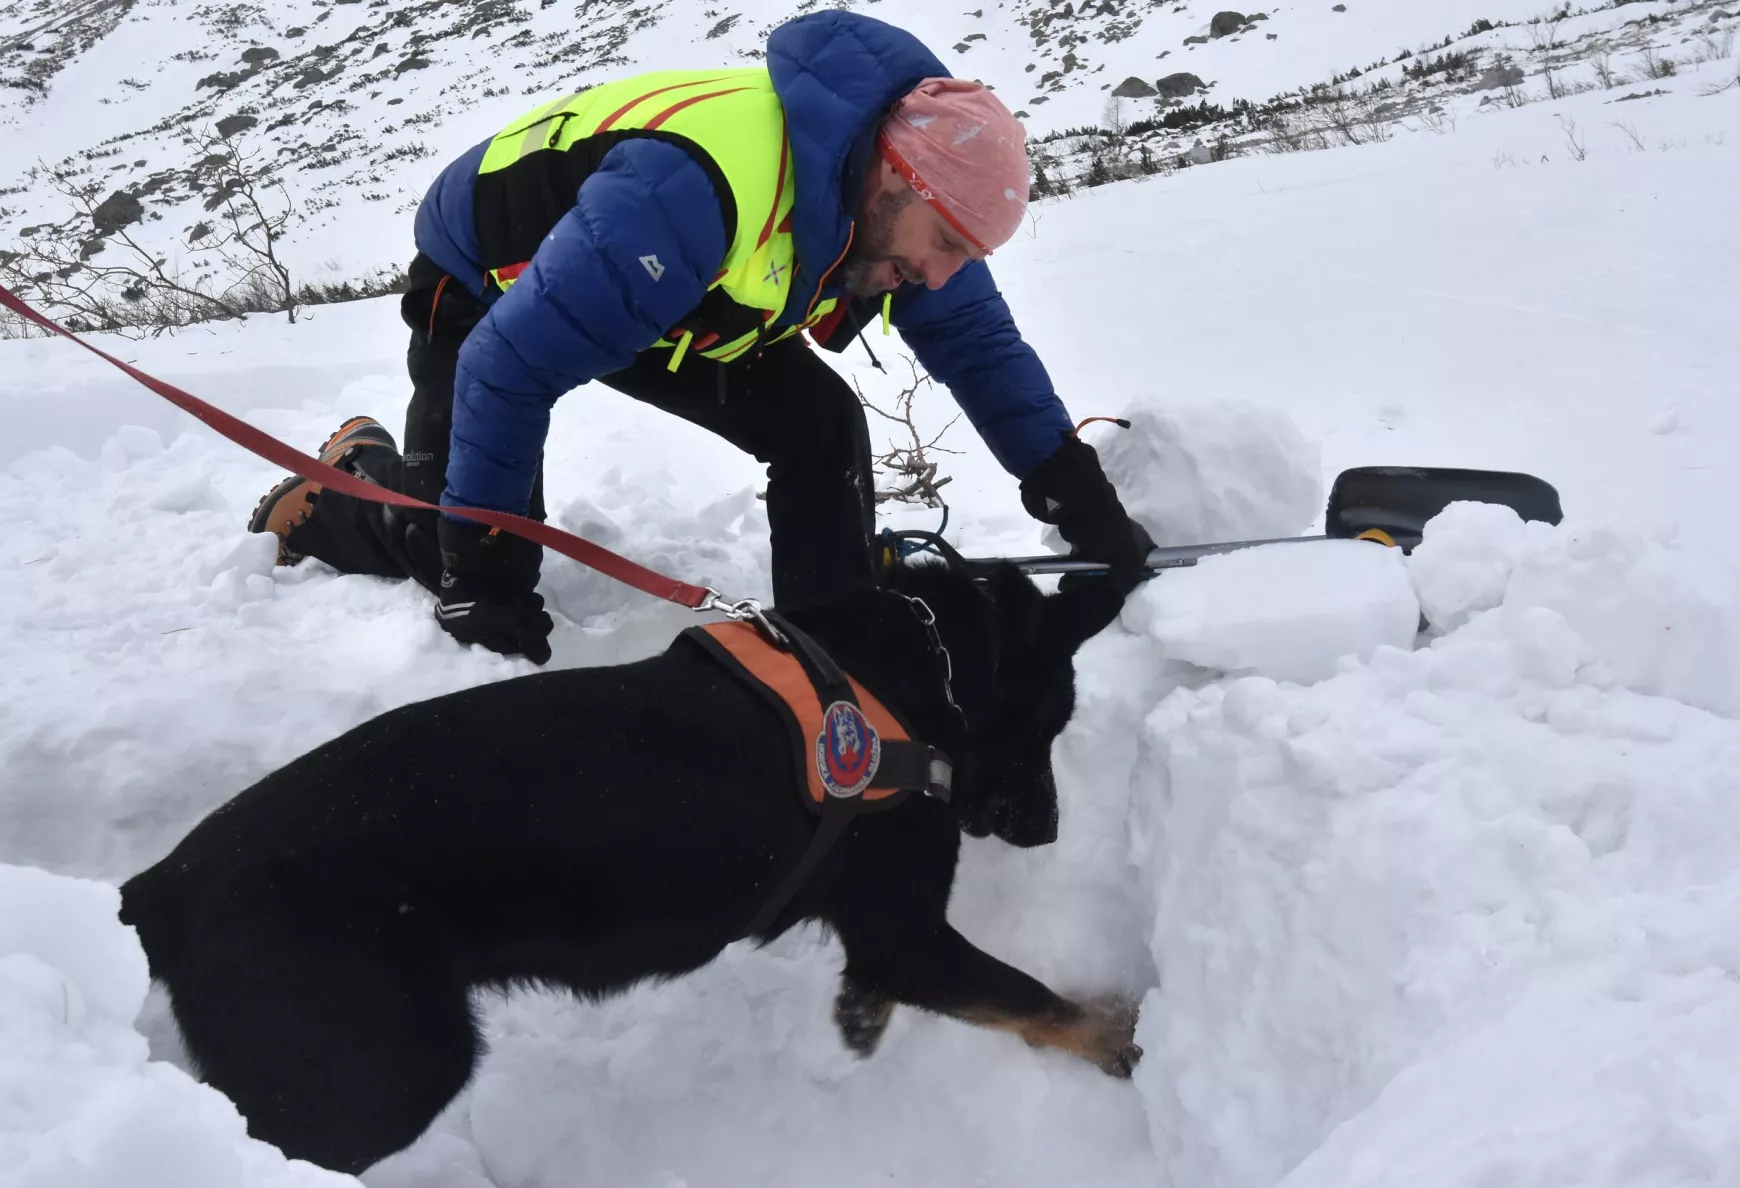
[893,465,1561,581]
[996,535,1331,576]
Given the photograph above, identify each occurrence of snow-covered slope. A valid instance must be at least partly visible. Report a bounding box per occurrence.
[4,1,1740,1186]
[6,0,1731,288]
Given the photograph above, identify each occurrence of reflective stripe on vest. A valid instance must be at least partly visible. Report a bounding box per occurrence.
[478,70,841,366]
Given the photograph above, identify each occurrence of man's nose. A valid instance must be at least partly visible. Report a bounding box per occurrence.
[920,254,962,290]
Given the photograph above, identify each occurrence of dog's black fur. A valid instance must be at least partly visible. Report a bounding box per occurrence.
[120,561,1142,1174]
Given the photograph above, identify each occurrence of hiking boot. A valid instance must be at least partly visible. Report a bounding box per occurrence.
[248,416,398,565]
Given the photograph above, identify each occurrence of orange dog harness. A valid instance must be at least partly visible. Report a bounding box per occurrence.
[688,620,951,808]
[683,612,953,936]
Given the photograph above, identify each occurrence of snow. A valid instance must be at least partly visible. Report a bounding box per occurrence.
[1407,499,1538,633]
[1124,538,1421,684]
[1092,402,1323,548]
[1132,574,1740,1188]
[5,0,1728,276]
[1412,503,1740,718]
[0,864,353,1188]
[3,1,1740,1185]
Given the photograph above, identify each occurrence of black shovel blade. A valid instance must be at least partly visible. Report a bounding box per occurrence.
[1326,466,1563,550]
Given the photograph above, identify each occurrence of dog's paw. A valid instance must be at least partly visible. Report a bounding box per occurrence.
[1074,996,1144,1079]
[834,982,894,1057]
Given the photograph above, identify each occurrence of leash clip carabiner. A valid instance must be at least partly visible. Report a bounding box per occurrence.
[695,589,787,648]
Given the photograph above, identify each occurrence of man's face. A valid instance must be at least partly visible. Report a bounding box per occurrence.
[842,160,987,298]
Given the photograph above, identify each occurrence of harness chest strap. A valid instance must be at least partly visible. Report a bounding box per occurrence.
[684,618,952,939]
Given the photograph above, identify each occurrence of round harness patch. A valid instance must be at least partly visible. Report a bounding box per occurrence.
[816,700,882,799]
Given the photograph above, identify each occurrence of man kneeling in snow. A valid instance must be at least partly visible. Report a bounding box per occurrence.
[250,11,1150,663]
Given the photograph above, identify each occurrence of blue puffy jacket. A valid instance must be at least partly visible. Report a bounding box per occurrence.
[413,12,1076,515]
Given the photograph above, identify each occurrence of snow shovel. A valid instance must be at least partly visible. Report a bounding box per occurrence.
[885,466,1563,579]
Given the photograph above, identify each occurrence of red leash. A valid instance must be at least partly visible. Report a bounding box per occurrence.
[0,283,716,609]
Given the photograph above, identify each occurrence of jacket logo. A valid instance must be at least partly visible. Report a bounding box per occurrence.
[640,254,666,282]
[764,260,785,285]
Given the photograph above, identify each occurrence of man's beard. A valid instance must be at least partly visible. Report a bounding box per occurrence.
[840,185,917,298]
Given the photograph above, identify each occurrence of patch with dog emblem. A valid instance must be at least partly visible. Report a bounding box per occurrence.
[816,701,881,799]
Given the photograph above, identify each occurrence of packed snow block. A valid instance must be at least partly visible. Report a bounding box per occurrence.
[1407,501,1536,632]
[1123,539,1419,684]
[1412,506,1740,717]
[0,864,148,1026]
[1130,598,1740,1188]
[0,863,356,1188]
[1091,401,1322,548]
[1277,976,1740,1188]
[1507,524,1740,719]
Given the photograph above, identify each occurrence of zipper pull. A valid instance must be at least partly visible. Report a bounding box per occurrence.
[668,330,694,373]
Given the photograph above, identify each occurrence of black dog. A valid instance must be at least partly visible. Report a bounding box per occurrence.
[120,560,1143,1174]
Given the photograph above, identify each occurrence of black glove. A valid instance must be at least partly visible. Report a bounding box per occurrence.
[1020,435,1154,579]
[434,515,554,665]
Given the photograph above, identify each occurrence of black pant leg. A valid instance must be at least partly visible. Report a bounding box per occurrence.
[400,267,546,522]
[597,339,878,608]
[287,256,542,590]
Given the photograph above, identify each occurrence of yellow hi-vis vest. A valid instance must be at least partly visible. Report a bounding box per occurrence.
[476,69,847,369]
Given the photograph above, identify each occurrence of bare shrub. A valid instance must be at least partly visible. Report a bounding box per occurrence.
[1526,8,1568,55]
[1527,7,1577,100]
[1318,88,1393,146]
[1022,205,1044,241]
[1635,47,1678,81]
[1028,143,1070,198]
[855,357,961,508]
[1609,120,1646,152]
[1592,52,1619,90]
[1261,110,1331,153]
[1697,64,1739,96]
[1691,28,1735,65]
[1556,114,1588,161]
[1412,106,1459,135]
[0,129,300,337]
[0,304,52,340]
[1078,95,1143,188]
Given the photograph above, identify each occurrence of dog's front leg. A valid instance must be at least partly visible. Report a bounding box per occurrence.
[839,924,1142,1077]
[833,978,895,1056]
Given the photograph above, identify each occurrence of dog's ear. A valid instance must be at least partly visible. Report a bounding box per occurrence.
[989,562,1137,661]
[986,562,1045,646]
[1040,577,1130,658]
